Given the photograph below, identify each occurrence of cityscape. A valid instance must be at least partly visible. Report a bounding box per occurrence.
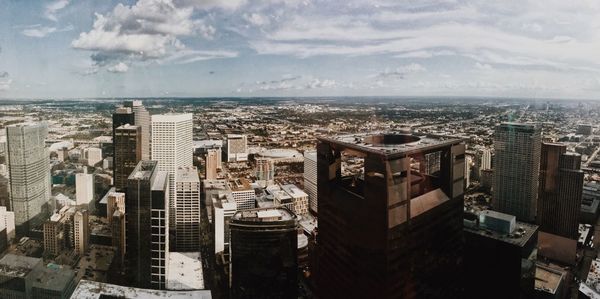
[1,1,600,299]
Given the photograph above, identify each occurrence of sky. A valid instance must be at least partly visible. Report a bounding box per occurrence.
[0,0,600,99]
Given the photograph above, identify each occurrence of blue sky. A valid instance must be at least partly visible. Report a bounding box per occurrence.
[0,0,600,99]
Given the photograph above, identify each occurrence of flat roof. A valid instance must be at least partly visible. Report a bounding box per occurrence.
[31,264,75,292]
[70,280,212,299]
[281,184,308,199]
[0,254,42,278]
[232,207,295,222]
[176,167,200,183]
[534,265,564,294]
[203,179,229,190]
[167,252,204,291]
[129,161,157,181]
[152,171,169,191]
[116,124,139,130]
[152,113,193,123]
[228,178,252,192]
[317,132,463,159]
[464,214,538,247]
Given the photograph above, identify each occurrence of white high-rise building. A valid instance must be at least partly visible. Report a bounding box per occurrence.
[256,158,275,185]
[74,209,89,255]
[76,168,95,206]
[480,149,492,170]
[0,207,16,242]
[226,134,248,162]
[303,151,318,214]
[205,149,219,180]
[465,155,472,188]
[125,100,151,160]
[84,147,103,167]
[5,123,51,235]
[174,167,201,251]
[151,114,193,228]
[228,179,255,210]
[204,179,237,256]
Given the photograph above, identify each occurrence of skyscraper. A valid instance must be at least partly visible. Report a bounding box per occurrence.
[316,133,465,299]
[126,160,169,290]
[255,158,275,183]
[151,114,193,230]
[493,123,541,222]
[73,209,89,256]
[480,148,492,170]
[113,124,141,191]
[304,151,318,215]
[106,191,125,226]
[112,106,134,161]
[5,123,51,236]
[43,213,64,257]
[230,207,298,299]
[205,149,219,180]
[226,134,248,162]
[174,166,201,251]
[124,100,151,160]
[75,168,95,206]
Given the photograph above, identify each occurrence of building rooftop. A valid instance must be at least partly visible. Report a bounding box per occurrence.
[464,212,538,247]
[152,171,169,191]
[203,179,229,191]
[31,263,75,292]
[232,207,295,222]
[70,280,212,299]
[152,113,193,123]
[116,124,139,131]
[317,132,463,159]
[129,161,158,181]
[176,167,200,183]
[167,252,204,291]
[534,264,564,295]
[228,178,252,192]
[193,140,223,149]
[281,184,308,199]
[0,254,42,278]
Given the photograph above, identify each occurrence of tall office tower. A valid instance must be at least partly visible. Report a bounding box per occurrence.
[226,134,248,162]
[480,149,492,170]
[174,167,201,251]
[84,147,103,167]
[464,210,538,299]
[107,191,126,226]
[0,207,15,242]
[204,179,237,260]
[124,100,151,160]
[126,160,170,290]
[6,123,51,236]
[230,207,298,299]
[74,210,89,256]
[303,151,318,215]
[205,149,219,180]
[0,174,8,210]
[316,133,465,299]
[493,123,541,222]
[255,158,275,182]
[151,114,193,229]
[465,155,472,188]
[112,106,134,160]
[537,143,584,264]
[76,168,95,206]
[228,179,256,210]
[43,213,64,256]
[114,124,141,191]
[112,210,126,268]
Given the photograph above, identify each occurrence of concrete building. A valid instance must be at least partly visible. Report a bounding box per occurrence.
[70,280,212,299]
[281,184,309,216]
[577,124,593,136]
[205,149,219,180]
[126,160,170,290]
[113,124,141,192]
[174,167,201,252]
[43,213,64,257]
[480,148,492,170]
[0,206,16,242]
[272,187,293,212]
[73,210,89,256]
[84,147,103,167]
[303,151,318,215]
[226,134,248,162]
[204,180,237,257]
[493,122,541,222]
[125,100,151,160]
[255,158,275,184]
[112,210,126,269]
[582,181,600,224]
[228,178,255,210]
[0,254,76,299]
[166,252,205,291]
[194,140,222,170]
[151,114,193,230]
[230,208,298,299]
[316,133,465,299]
[5,123,51,236]
[465,155,472,188]
[75,168,94,206]
[464,210,539,299]
[106,191,125,226]
[534,264,567,299]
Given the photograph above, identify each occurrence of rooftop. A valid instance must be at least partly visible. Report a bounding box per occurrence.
[228,178,252,192]
[129,161,157,181]
[116,124,139,130]
[31,263,76,292]
[464,212,538,247]
[0,254,42,278]
[534,264,564,295]
[70,280,212,299]
[232,207,295,222]
[152,171,169,191]
[317,132,463,159]
[176,167,200,183]
[152,113,193,123]
[203,179,229,191]
[281,185,308,199]
[167,252,204,291]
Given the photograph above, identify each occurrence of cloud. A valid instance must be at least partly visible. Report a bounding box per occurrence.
[22,24,73,38]
[373,63,426,79]
[244,13,270,26]
[474,62,493,70]
[107,62,129,73]
[45,0,70,22]
[0,79,12,91]
[0,71,8,78]
[305,78,336,89]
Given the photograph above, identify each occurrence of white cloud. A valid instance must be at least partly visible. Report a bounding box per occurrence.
[474,62,493,70]
[244,13,270,26]
[107,62,129,73]
[305,78,336,89]
[45,0,70,22]
[22,24,73,38]
[0,79,12,91]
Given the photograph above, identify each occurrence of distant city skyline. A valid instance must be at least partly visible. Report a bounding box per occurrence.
[1,0,600,99]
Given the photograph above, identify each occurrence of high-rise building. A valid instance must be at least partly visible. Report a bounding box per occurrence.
[6,123,51,236]
[281,184,309,216]
[113,124,141,191]
[230,207,298,299]
[74,210,89,256]
[465,155,472,188]
[480,148,492,170]
[112,210,126,268]
[303,151,318,215]
[84,147,103,167]
[205,149,219,180]
[255,158,275,183]
[228,179,255,210]
[126,160,170,290]
[43,213,65,257]
[493,123,541,222]
[124,100,151,160]
[316,133,465,298]
[75,168,95,206]
[174,167,201,252]
[537,143,583,265]
[203,179,237,258]
[106,191,125,226]
[226,134,248,162]
[112,106,134,161]
[0,207,15,242]
[151,114,193,230]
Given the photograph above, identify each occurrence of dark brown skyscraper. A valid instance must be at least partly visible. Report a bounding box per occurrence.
[538,143,583,239]
[114,124,141,191]
[316,133,465,299]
